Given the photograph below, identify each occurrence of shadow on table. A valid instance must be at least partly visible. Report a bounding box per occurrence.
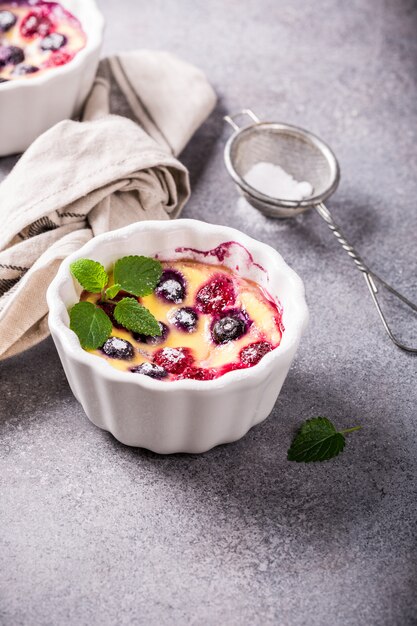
[0,336,73,427]
[104,366,406,550]
[289,192,383,258]
[180,98,228,192]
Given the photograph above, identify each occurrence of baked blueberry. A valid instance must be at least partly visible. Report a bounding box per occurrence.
[11,63,39,76]
[0,45,24,67]
[171,307,198,332]
[101,337,134,360]
[40,32,67,51]
[0,10,17,32]
[212,314,246,344]
[130,363,168,379]
[155,269,185,304]
[7,46,24,65]
[133,321,169,345]
[195,274,235,314]
[96,301,124,330]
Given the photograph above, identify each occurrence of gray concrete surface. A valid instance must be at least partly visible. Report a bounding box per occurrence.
[1,0,417,624]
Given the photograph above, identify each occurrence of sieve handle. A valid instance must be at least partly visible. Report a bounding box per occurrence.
[224,109,261,132]
[315,202,417,353]
[315,202,369,274]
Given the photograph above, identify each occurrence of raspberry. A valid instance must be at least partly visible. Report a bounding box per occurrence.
[195,274,235,314]
[175,366,217,381]
[20,9,53,38]
[44,50,74,67]
[239,341,273,366]
[153,347,193,374]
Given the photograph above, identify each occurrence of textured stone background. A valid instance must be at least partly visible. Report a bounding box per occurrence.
[1,1,417,624]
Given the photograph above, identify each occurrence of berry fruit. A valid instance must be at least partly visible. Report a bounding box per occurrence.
[153,347,193,374]
[195,274,235,314]
[171,307,198,332]
[96,301,124,330]
[175,366,216,381]
[41,32,67,51]
[0,77,8,83]
[212,313,246,344]
[44,49,74,67]
[130,363,168,379]
[239,341,273,366]
[0,45,24,67]
[155,269,185,304]
[11,63,39,76]
[101,337,134,360]
[133,321,169,345]
[0,10,17,33]
[20,9,52,38]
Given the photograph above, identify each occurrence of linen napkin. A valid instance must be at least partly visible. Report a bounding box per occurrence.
[0,51,216,360]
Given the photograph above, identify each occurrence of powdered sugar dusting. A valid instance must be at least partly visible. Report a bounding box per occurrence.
[160,347,186,364]
[244,162,313,201]
[111,338,127,350]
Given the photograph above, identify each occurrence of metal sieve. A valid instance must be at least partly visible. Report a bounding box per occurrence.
[224,109,417,353]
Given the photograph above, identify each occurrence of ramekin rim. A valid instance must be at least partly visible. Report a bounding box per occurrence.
[0,0,104,90]
[47,219,309,391]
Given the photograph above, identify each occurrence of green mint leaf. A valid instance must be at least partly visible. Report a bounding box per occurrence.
[69,301,112,349]
[287,417,361,463]
[113,256,162,297]
[70,259,108,293]
[114,297,161,335]
[105,283,121,300]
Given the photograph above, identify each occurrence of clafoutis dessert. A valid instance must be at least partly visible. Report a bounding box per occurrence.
[0,0,86,81]
[69,249,284,382]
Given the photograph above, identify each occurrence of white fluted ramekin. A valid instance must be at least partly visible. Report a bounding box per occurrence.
[0,0,104,156]
[47,219,308,454]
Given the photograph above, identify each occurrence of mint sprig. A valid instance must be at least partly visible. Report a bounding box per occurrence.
[69,255,163,349]
[114,256,163,297]
[287,417,362,463]
[70,259,108,293]
[105,283,121,300]
[69,301,112,349]
[114,297,161,336]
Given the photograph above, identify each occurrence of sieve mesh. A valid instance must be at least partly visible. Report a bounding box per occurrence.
[224,118,340,217]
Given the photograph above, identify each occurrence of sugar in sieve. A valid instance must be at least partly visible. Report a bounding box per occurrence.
[224,109,417,353]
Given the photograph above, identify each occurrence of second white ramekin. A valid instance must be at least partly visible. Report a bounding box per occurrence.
[47,219,309,454]
[0,0,104,156]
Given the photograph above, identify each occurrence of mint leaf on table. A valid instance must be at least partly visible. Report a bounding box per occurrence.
[114,297,161,335]
[114,256,162,297]
[105,283,122,300]
[69,301,112,349]
[287,417,362,463]
[70,259,108,293]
